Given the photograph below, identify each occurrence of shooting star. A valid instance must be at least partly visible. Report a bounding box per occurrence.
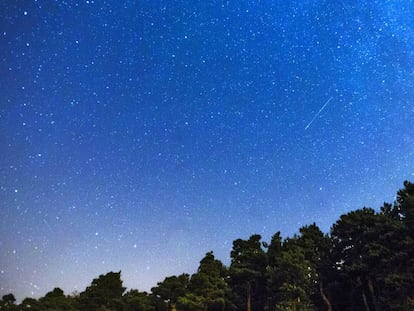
[305,97,333,130]
[43,218,52,230]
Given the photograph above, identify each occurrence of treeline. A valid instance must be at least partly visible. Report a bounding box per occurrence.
[1,181,414,311]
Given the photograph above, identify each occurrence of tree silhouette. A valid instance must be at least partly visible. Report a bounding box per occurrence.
[122,290,155,311]
[79,271,126,311]
[228,234,267,311]
[0,294,16,310]
[152,274,190,311]
[178,251,229,311]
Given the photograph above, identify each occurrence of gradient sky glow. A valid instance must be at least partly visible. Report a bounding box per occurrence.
[1,0,414,302]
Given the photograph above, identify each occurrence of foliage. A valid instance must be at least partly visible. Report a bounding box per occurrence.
[151,274,190,311]
[16,289,78,311]
[178,252,229,311]
[79,271,126,311]
[0,294,16,310]
[122,290,155,311]
[228,234,267,311]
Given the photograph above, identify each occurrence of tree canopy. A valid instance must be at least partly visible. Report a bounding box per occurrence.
[6,181,414,311]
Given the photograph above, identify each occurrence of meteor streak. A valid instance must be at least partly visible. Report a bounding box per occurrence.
[305,97,333,130]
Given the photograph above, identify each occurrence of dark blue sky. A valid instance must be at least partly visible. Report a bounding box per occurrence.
[1,0,413,301]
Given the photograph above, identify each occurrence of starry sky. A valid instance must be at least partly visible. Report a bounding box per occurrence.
[1,0,414,302]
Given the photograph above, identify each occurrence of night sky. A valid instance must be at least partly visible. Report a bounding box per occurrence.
[1,0,414,301]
